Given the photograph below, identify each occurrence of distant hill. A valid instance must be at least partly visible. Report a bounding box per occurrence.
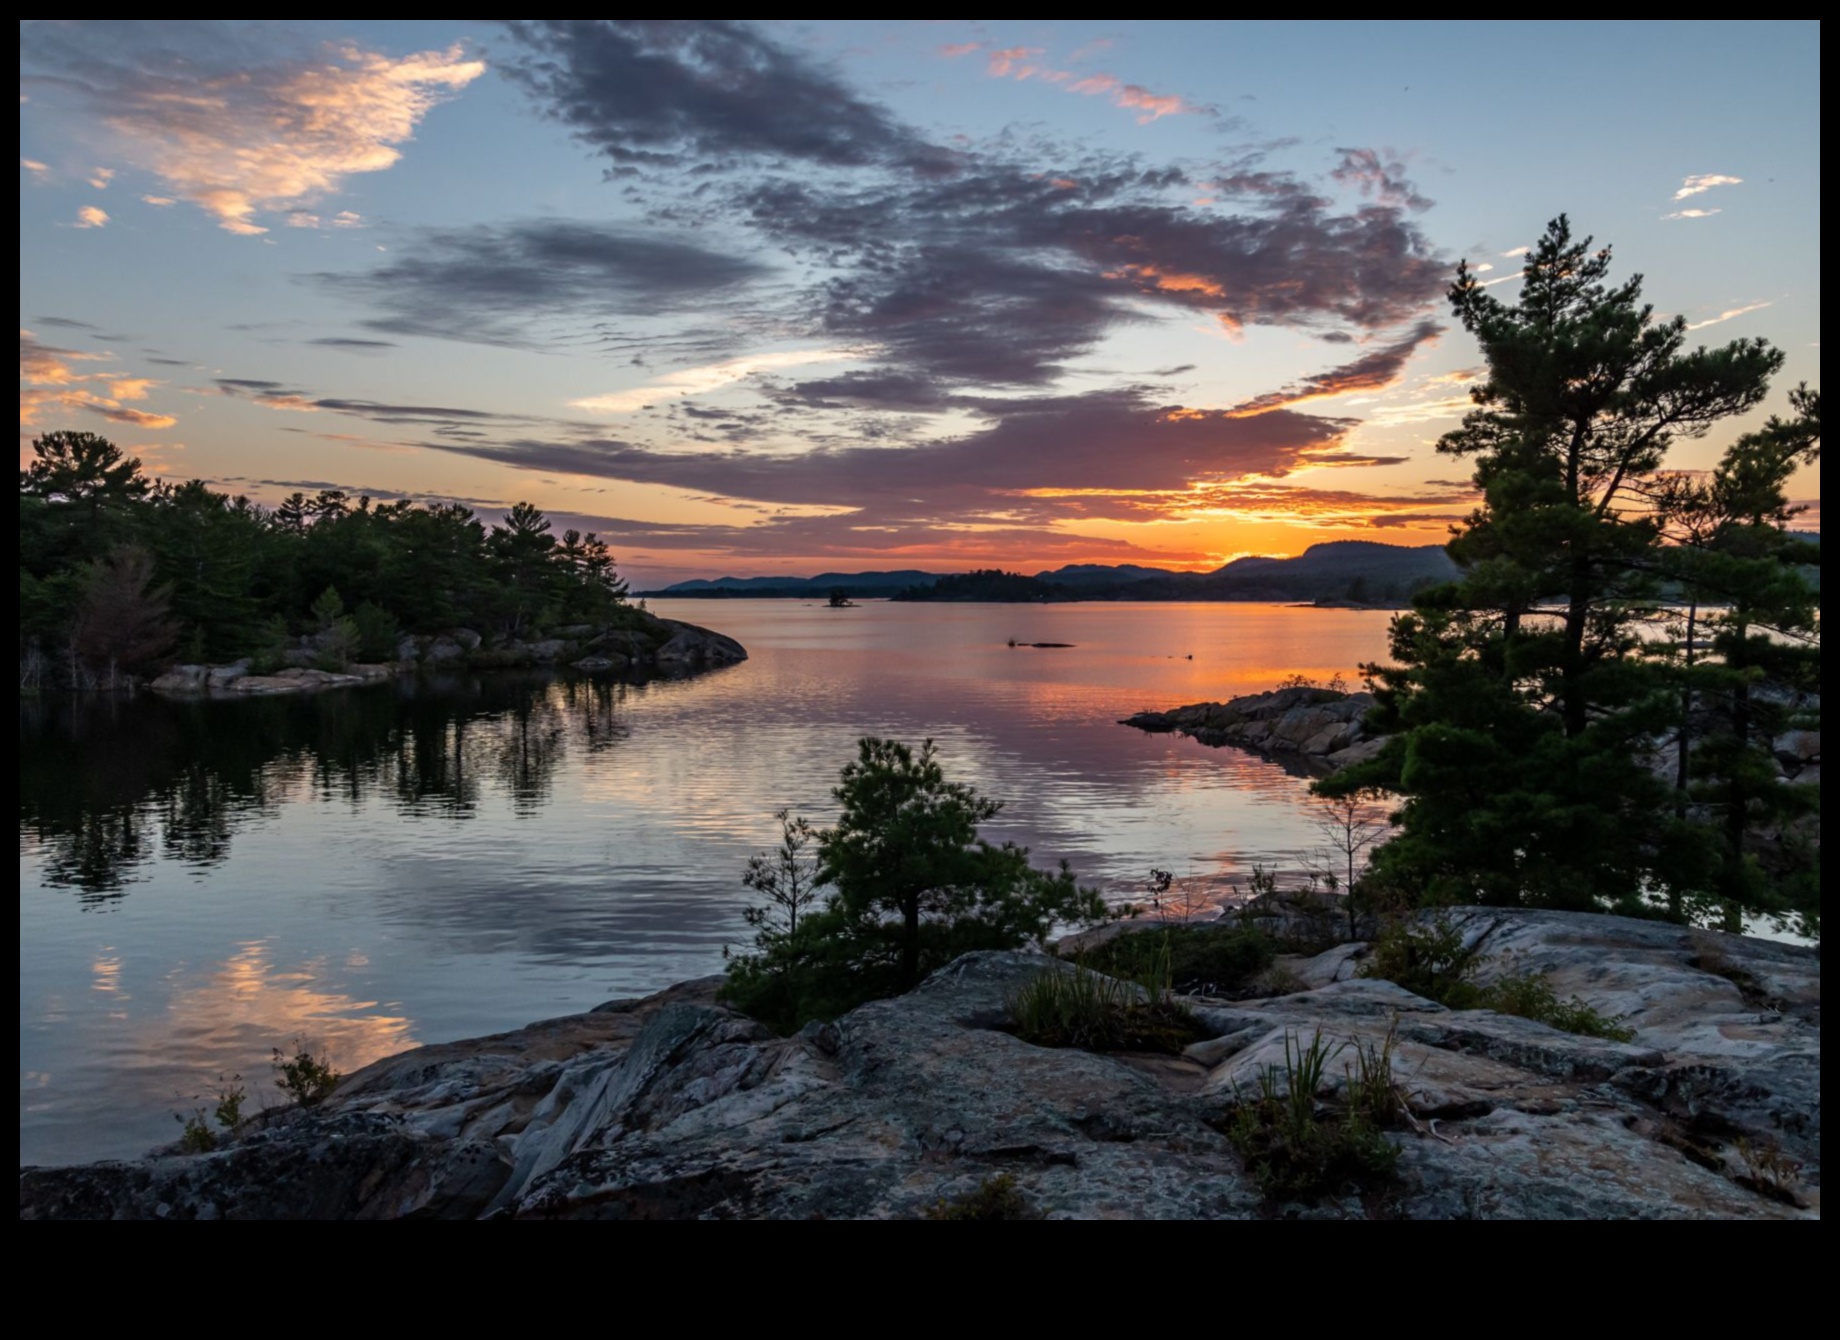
[644,542,1460,603]
[643,570,942,598]
[890,569,1074,603]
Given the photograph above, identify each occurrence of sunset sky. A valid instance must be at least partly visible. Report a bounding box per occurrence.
[20,21,1822,587]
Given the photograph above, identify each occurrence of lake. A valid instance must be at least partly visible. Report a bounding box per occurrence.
[19,600,1395,1165]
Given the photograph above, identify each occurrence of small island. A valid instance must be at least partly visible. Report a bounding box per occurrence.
[20,433,744,696]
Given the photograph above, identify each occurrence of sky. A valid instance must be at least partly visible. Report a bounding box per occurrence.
[19,20,1822,588]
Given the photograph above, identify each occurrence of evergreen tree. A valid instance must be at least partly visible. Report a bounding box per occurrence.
[1655,388,1821,932]
[723,738,1105,1030]
[1328,218,1788,919]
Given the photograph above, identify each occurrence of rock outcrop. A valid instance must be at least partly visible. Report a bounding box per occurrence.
[1122,686,1385,769]
[20,910,1817,1219]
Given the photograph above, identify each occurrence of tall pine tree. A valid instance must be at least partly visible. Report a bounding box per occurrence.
[1329,217,1788,918]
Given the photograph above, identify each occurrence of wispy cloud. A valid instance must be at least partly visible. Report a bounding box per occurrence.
[949,42,1207,123]
[1673,173,1742,201]
[315,219,772,347]
[571,349,858,414]
[73,205,109,228]
[21,157,49,176]
[1684,299,1771,331]
[87,167,114,190]
[1663,207,1721,221]
[1225,321,1440,417]
[19,330,176,428]
[21,27,483,235]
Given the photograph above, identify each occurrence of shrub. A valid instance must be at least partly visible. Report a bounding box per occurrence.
[722,738,1107,1033]
[1222,1028,1399,1202]
[1077,924,1275,998]
[173,1073,247,1153]
[273,1045,340,1107]
[1359,916,1484,1007]
[1483,971,1636,1042]
[1361,916,1635,1040]
[1006,961,1204,1054]
[924,1173,1040,1220]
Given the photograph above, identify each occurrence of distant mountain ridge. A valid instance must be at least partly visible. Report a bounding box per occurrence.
[643,542,1460,603]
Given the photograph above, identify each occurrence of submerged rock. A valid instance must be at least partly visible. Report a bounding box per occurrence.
[19,910,1817,1220]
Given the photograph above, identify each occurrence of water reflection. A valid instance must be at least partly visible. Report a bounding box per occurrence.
[22,602,1398,1165]
[19,674,661,900]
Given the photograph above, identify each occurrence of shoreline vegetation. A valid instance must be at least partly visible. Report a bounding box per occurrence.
[19,430,745,696]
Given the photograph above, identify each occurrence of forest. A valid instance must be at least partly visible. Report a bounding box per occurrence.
[19,430,635,689]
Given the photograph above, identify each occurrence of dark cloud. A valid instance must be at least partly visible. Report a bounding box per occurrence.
[478,23,1448,387]
[145,356,193,366]
[1226,320,1441,416]
[420,388,1352,522]
[215,376,576,434]
[32,315,102,331]
[499,20,949,174]
[779,370,957,412]
[309,337,398,352]
[313,219,773,346]
[1331,148,1433,213]
[741,160,1443,386]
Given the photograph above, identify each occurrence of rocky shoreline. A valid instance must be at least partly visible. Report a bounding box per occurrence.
[148,612,746,697]
[19,909,1819,1219]
[1122,685,1386,770]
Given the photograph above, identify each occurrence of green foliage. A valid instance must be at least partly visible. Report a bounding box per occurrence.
[1078,924,1275,997]
[272,1045,340,1107]
[351,601,401,663]
[1483,971,1636,1042]
[1323,218,1813,929]
[19,432,635,687]
[1360,916,1483,1007]
[1360,916,1635,1039]
[923,1173,1040,1220]
[1006,962,1205,1054]
[721,738,1108,1033]
[1223,1029,1400,1202]
[176,1112,217,1153]
[173,1073,247,1154]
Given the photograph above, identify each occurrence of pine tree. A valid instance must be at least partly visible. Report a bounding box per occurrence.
[1328,218,1787,918]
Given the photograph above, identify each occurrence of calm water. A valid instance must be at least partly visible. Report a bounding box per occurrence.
[19,600,1393,1165]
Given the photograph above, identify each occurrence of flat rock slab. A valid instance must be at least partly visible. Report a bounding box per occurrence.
[19,912,1819,1219]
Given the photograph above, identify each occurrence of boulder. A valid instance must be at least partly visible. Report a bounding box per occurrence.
[446,628,483,651]
[149,665,208,694]
[206,659,252,688]
[1123,687,1381,764]
[423,638,465,665]
[653,620,747,666]
[1774,731,1820,766]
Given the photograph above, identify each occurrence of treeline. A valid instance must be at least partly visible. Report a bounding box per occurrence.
[19,431,633,689]
[891,569,1076,602]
